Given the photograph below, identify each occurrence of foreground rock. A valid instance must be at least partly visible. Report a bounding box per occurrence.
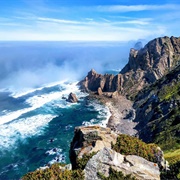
[84,147,160,180]
[67,92,78,103]
[69,125,117,168]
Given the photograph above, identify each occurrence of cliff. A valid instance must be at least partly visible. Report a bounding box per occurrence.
[133,63,180,149]
[79,36,180,98]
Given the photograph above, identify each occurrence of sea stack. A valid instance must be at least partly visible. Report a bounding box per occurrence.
[67,92,78,103]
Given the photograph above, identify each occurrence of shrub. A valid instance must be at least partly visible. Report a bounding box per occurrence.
[161,161,180,180]
[21,163,84,180]
[111,134,158,163]
[76,152,97,170]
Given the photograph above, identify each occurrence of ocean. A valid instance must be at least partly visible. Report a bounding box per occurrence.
[0,41,130,179]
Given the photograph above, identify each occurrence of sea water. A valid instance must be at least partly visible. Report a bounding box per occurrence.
[0,41,130,179]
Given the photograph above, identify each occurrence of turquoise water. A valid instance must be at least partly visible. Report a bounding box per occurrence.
[0,82,110,179]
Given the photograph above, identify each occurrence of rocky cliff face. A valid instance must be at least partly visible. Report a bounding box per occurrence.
[133,63,180,148]
[69,125,117,169]
[84,147,160,180]
[69,126,167,180]
[79,36,180,97]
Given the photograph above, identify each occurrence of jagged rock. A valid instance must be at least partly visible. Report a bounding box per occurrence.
[69,125,117,169]
[79,36,180,97]
[97,87,103,95]
[84,147,160,180]
[78,69,122,93]
[133,64,180,156]
[67,92,78,103]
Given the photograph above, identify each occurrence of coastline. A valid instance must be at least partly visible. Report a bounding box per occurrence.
[88,92,138,136]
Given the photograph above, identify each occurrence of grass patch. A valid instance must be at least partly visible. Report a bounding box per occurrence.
[164,148,180,165]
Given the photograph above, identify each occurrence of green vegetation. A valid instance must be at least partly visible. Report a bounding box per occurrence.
[164,148,180,165]
[111,134,158,163]
[97,167,136,180]
[21,163,84,180]
[76,152,97,170]
[161,161,180,180]
[158,81,180,102]
[22,152,96,180]
[152,105,180,151]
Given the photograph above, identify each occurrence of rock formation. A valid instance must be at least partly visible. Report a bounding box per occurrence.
[133,63,180,147]
[79,36,180,98]
[97,87,103,95]
[69,125,117,168]
[84,147,160,180]
[67,92,78,103]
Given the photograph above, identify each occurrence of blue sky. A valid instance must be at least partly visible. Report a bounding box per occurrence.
[0,0,180,41]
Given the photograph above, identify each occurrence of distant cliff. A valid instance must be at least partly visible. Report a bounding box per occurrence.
[79,36,180,98]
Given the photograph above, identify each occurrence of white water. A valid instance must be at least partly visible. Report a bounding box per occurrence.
[82,101,111,127]
[0,114,56,148]
[0,81,85,125]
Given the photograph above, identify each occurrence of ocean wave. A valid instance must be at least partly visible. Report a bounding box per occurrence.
[83,101,111,127]
[11,80,71,98]
[0,114,56,148]
[0,81,86,125]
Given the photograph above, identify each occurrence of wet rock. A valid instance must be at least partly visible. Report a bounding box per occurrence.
[67,92,78,103]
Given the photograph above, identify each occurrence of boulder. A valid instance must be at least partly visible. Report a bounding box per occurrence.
[67,92,78,103]
[69,125,117,169]
[84,147,160,180]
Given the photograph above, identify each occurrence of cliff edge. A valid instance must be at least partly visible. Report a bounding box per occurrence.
[79,36,180,98]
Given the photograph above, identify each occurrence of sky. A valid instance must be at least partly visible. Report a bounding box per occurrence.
[0,0,180,41]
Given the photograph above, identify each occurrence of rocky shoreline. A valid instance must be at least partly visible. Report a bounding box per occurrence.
[87,92,138,136]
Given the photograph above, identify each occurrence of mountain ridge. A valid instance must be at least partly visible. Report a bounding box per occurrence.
[79,36,180,98]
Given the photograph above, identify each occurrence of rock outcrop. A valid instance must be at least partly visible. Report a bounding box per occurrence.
[84,147,160,180]
[67,92,78,103]
[69,125,117,169]
[79,36,180,97]
[79,69,123,93]
[133,63,180,148]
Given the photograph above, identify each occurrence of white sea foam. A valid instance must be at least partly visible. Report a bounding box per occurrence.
[45,148,62,156]
[45,148,66,165]
[11,80,68,98]
[0,81,86,125]
[83,101,111,127]
[0,114,56,148]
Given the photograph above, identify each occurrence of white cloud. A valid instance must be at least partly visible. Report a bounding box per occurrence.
[0,21,167,41]
[97,4,180,12]
[37,17,81,24]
